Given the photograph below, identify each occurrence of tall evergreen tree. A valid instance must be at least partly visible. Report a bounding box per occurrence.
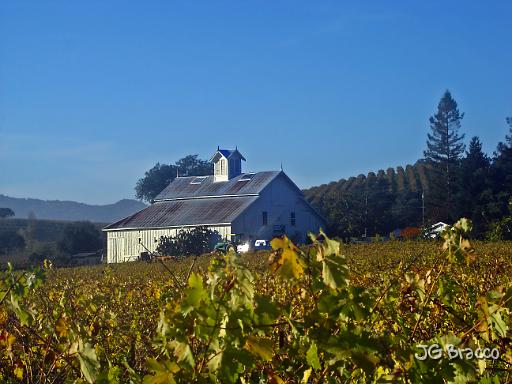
[489,117,512,219]
[423,90,465,222]
[454,136,491,236]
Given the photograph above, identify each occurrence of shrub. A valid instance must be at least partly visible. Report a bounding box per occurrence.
[486,216,512,241]
[400,226,421,239]
[0,229,26,254]
[58,222,103,255]
[156,226,216,257]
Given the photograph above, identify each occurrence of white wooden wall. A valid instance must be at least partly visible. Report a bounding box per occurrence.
[232,174,324,244]
[105,225,231,263]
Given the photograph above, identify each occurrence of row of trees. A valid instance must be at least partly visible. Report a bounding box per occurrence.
[0,214,104,265]
[416,91,511,237]
[305,91,512,239]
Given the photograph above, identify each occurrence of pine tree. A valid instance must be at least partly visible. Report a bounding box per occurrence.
[489,118,512,219]
[423,90,465,222]
[454,136,491,236]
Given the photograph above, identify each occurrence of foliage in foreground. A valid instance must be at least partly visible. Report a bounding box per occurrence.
[1,220,512,383]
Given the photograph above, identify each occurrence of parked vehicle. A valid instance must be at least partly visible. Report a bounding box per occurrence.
[213,234,243,254]
[254,239,271,251]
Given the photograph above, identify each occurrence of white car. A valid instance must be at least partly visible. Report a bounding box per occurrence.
[236,242,250,253]
[236,239,271,253]
[254,239,271,251]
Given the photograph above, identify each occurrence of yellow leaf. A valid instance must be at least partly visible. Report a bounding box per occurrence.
[269,236,304,279]
[269,373,286,384]
[302,367,312,383]
[56,315,68,338]
[14,366,23,380]
[244,335,273,361]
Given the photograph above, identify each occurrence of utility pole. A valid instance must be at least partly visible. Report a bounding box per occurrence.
[422,191,425,227]
[364,192,368,238]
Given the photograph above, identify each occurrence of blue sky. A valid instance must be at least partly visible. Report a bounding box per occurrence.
[1,1,511,204]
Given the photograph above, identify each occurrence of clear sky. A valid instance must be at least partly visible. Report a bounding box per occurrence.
[1,1,511,205]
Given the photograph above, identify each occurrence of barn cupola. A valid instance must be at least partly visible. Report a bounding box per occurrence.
[210,147,246,182]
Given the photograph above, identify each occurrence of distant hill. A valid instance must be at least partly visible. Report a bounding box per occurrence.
[0,195,147,223]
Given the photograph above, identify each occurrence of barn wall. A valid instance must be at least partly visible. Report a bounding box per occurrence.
[105,225,231,263]
[232,174,325,244]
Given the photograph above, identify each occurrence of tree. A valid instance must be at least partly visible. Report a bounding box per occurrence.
[135,155,213,202]
[486,118,512,222]
[58,222,103,255]
[0,208,15,218]
[0,229,25,254]
[175,155,212,177]
[365,173,395,235]
[135,163,177,203]
[423,90,465,222]
[493,118,512,193]
[454,137,492,236]
[19,211,37,253]
[391,190,422,229]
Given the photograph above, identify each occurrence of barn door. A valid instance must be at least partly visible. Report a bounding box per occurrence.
[116,238,125,262]
[109,237,125,263]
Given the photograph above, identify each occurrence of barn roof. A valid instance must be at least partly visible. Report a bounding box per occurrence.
[104,196,258,230]
[210,148,246,162]
[154,171,281,201]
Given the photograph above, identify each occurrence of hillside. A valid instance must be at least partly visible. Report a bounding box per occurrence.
[0,195,146,223]
[303,162,432,237]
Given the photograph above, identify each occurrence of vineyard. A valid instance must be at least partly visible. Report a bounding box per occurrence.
[1,220,512,383]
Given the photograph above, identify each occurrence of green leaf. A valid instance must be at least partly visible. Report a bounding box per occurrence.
[182,273,207,314]
[316,229,341,260]
[244,335,273,361]
[455,218,472,233]
[207,351,223,373]
[169,341,195,368]
[321,258,348,290]
[322,261,337,289]
[490,312,508,338]
[143,359,179,384]
[77,341,100,384]
[306,342,321,370]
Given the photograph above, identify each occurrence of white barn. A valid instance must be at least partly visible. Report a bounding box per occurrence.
[103,148,325,263]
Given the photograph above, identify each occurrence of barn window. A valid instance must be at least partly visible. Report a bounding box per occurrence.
[290,212,296,226]
[191,176,207,184]
[262,211,268,226]
[239,173,255,182]
[220,159,226,175]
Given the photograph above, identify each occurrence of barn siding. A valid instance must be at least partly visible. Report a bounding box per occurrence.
[105,225,231,263]
[232,174,324,243]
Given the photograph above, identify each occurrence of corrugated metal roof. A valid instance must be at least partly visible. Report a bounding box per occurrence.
[154,171,281,201]
[104,196,258,230]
